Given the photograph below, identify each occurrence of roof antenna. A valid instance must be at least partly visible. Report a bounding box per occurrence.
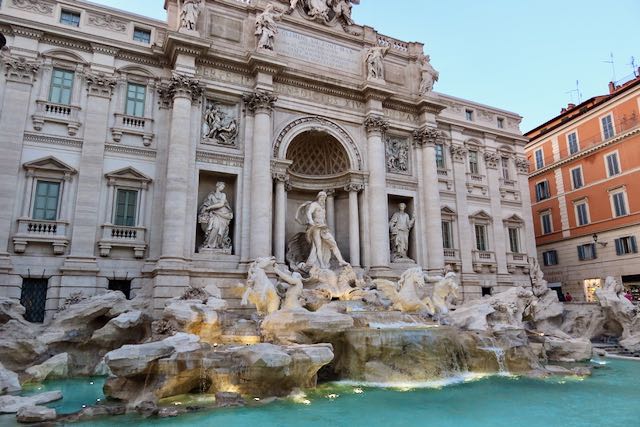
[565,80,582,104]
[603,52,616,82]
[628,56,638,77]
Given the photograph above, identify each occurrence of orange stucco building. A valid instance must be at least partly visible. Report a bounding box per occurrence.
[525,71,640,302]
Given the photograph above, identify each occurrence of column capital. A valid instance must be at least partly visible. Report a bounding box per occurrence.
[243,90,277,113]
[344,183,364,193]
[84,72,117,98]
[272,171,292,190]
[413,126,443,148]
[159,73,203,103]
[515,157,530,174]
[325,188,336,197]
[3,56,40,85]
[483,151,500,169]
[364,115,389,135]
[450,143,468,163]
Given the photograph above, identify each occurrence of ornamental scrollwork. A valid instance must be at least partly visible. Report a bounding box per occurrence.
[515,157,530,174]
[2,56,40,84]
[242,91,278,113]
[450,144,468,163]
[159,74,203,103]
[364,115,389,134]
[85,72,117,98]
[483,151,500,169]
[413,126,443,147]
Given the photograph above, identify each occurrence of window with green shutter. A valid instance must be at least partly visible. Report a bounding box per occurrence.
[114,189,138,227]
[49,69,74,105]
[125,83,146,117]
[33,181,60,221]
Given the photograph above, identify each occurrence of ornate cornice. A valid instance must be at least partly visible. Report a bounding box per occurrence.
[10,25,43,40]
[483,151,500,169]
[85,72,117,98]
[40,35,92,52]
[2,56,40,84]
[195,150,244,168]
[24,132,83,149]
[91,43,120,57]
[105,143,157,159]
[344,183,364,193]
[242,90,277,113]
[412,126,443,147]
[159,74,203,103]
[364,115,389,135]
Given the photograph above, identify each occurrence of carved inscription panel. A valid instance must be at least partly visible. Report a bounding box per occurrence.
[275,29,361,75]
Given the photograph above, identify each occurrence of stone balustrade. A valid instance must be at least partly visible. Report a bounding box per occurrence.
[472,250,497,273]
[111,114,155,146]
[13,219,69,255]
[31,100,81,136]
[98,225,147,258]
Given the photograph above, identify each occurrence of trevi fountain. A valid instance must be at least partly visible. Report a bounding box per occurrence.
[0,0,639,426]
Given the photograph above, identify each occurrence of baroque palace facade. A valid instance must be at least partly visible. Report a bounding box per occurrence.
[0,0,533,320]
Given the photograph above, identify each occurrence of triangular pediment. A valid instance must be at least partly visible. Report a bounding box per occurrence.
[469,210,492,221]
[105,166,152,183]
[23,156,77,174]
[503,214,525,224]
[441,206,456,216]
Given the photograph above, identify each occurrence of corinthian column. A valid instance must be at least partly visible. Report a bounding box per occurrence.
[160,74,202,260]
[345,183,363,267]
[243,91,277,260]
[364,115,390,270]
[0,56,40,271]
[414,127,445,273]
[272,172,289,263]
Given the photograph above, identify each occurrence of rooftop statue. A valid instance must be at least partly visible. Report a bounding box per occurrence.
[180,0,202,32]
[365,45,389,81]
[286,0,360,27]
[256,4,285,51]
[419,54,439,95]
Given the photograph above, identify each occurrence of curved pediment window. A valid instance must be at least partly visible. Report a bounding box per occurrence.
[286,131,350,176]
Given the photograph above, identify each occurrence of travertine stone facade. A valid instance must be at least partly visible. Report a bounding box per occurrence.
[0,0,533,319]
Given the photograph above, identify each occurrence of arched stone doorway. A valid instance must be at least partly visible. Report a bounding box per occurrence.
[272,119,365,267]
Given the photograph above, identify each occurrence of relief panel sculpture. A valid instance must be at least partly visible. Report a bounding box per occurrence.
[202,101,239,146]
[385,136,410,174]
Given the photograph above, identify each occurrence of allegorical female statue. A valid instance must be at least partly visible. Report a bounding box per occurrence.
[296,191,349,269]
[255,4,284,51]
[180,0,202,32]
[365,45,389,81]
[389,202,415,262]
[198,182,233,253]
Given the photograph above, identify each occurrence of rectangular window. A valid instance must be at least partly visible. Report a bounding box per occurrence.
[497,117,504,129]
[435,144,445,169]
[114,189,138,227]
[133,28,151,44]
[49,68,74,105]
[615,236,638,256]
[543,250,558,266]
[567,132,579,155]
[577,243,597,261]
[60,10,81,27]
[602,115,615,140]
[541,212,552,235]
[468,151,479,174]
[575,201,589,226]
[501,157,510,180]
[465,109,474,121]
[606,152,621,177]
[20,278,48,323]
[571,167,583,189]
[611,190,628,217]
[442,221,453,249]
[33,181,60,221]
[475,224,488,251]
[535,181,550,202]
[535,149,544,170]
[109,279,132,300]
[508,227,520,253]
[125,83,146,117]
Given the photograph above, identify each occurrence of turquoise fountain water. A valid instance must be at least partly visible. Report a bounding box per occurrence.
[2,359,637,427]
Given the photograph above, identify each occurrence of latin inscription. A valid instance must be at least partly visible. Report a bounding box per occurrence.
[276,29,361,75]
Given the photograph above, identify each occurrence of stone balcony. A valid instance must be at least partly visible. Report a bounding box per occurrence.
[111,114,154,146]
[472,250,497,273]
[31,100,81,136]
[13,219,69,255]
[507,252,530,273]
[443,248,461,272]
[98,225,147,258]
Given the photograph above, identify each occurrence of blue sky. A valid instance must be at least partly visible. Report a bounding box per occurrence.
[93,0,640,132]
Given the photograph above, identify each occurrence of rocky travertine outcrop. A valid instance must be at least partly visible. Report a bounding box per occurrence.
[0,390,62,414]
[16,405,57,423]
[103,334,333,405]
[24,353,69,383]
[0,363,20,395]
[595,277,640,352]
[261,305,354,345]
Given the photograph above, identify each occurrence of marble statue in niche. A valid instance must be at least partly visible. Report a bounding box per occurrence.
[389,202,415,262]
[419,54,439,95]
[365,46,389,81]
[180,0,202,32]
[198,182,233,253]
[255,4,284,51]
[386,136,409,174]
[202,102,238,146]
[294,191,349,270]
